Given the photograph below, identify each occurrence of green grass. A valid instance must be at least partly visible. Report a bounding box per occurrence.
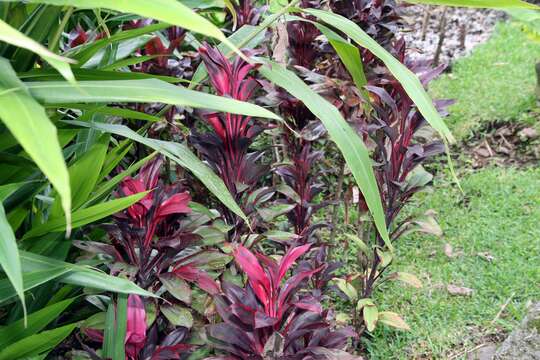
[361,167,540,359]
[429,22,540,141]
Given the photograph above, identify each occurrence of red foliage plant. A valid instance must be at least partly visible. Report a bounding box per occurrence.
[206,244,358,359]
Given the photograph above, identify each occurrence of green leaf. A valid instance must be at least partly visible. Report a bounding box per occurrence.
[258,60,391,249]
[376,248,393,267]
[257,203,296,222]
[11,0,245,57]
[304,9,455,144]
[113,294,128,360]
[0,322,77,360]
[356,298,375,312]
[159,273,192,304]
[20,68,184,83]
[23,192,148,239]
[405,0,538,9]
[161,304,193,328]
[378,311,410,330]
[102,303,115,359]
[65,121,250,226]
[19,251,155,297]
[64,23,169,66]
[363,304,378,332]
[316,23,369,100]
[345,233,370,256]
[0,18,75,83]
[333,278,358,302]
[0,58,71,234]
[50,134,109,218]
[0,268,70,304]
[0,297,75,348]
[0,182,35,202]
[0,203,24,320]
[25,79,280,120]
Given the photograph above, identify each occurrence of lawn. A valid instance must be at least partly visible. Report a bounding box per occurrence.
[429,22,540,141]
[364,167,540,359]
[335,20,540,359]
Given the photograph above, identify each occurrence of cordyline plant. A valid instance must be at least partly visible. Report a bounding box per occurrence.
[323,23,449,339]
[190,44,270,232]
[206,244,359,359]
[77,156,226,358]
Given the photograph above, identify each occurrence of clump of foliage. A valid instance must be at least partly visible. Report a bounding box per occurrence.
[0,0,530,359]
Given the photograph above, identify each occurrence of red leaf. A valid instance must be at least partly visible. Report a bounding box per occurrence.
[233,245,271,307]
[277,244,311,283]
[199,45,232,96]
[173,266,220,295]
[156,192,192,218]
[139,156,163,190]
[126,295,146,350]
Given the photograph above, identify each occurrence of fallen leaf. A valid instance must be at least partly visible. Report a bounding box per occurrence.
[518,127,538,141]
[444,243,453,258]
[477,252,495,262]
[447,284,473,297]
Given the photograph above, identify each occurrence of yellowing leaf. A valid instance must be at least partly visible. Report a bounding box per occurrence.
[363,305,379,332]
[378,311,410,330]
[389,272,423,288]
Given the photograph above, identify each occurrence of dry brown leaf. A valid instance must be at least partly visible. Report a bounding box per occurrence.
[447,284,473,297]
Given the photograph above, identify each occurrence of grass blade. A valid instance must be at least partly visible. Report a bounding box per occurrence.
[23,192,148,239]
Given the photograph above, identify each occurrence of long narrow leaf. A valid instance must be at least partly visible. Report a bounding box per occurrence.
[65,121,250,226]
[25,79,281,120]
[304,9,455,144]
[0,323,77,360]
[0,297,75,348]
[6,0,246,57]
[258,60,391,249]
[23,192,148,239]
[406,0,538,9]
[113,294,128,360]
[102,303,115,358]
[0,203,24,317]
[0,58,71,233]
[19,251,155,297]
[0,19,75,83]
[0,268,70,304]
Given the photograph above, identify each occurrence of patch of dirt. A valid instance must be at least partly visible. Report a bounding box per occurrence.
[446,327,509,360]
[461,115,540,168]
[399,5,505,65]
